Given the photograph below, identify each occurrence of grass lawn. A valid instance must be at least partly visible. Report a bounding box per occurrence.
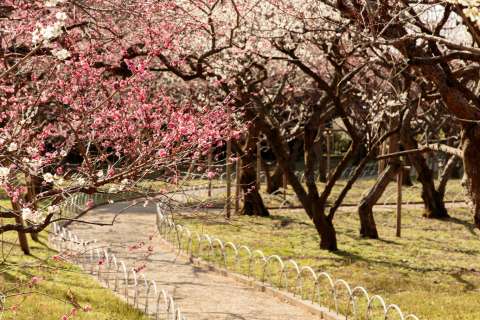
[0,208,147,320]
[172,178,465,209]
[173,204,480,320]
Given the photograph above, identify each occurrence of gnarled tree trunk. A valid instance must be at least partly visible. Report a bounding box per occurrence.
[265,163,283,194]
[255,110,338,250]
[11,200,30,255]
[404,149,449,219]
[438,155,459,200]
[239,128,269,217]
[313,135,327,183]
[401,119,449,219]
[358,164,400,238]
[462,127,480,228]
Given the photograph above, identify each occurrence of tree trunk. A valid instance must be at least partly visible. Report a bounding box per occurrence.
[408,152,449,218]
[313,210,338,250]
[401,158,413,186]
[401,123,449,219]
[254,110,338,250]
[266,163,283,194]
[438,155,459,200]
[11,200,30,255]
[313,137,327,182]
[240,134,269,217]
[378,142,387,176]
[358,164,400,238]
[462,127,480,228]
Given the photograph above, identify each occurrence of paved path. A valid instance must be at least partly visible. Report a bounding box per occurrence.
[69,202,318,320]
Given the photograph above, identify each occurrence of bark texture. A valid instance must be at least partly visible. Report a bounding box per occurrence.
[266,163,283,194]
[462,127,480,228]
[402,125,449,219]
[239,116,269,217]
[256,113,338,250]
[358,164,400,238]
[11,200,30,254]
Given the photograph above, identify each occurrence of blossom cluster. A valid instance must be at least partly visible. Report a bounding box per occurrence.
[0,0,235,229]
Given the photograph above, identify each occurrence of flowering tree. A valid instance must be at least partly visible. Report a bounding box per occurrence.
[335,0,480,229]
[0,0,232,254]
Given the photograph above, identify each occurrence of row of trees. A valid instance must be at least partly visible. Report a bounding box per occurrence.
[1,0,479,251]
[150,0,479,250]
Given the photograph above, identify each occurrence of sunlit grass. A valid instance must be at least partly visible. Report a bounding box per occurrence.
[173,204,480,320]
[0,226,147,320]
[163,178,465,209]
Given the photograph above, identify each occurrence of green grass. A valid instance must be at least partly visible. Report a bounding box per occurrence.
[162,178,465,209]
[173,205,480,320]
[0,222,147,320]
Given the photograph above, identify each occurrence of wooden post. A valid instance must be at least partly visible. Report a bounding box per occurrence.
[326,130,331,180]
[207,148,212,197]
[235,156,242,215]
[226,141,232,219]
[11,200,30,255]
[256,140,261,190]
[378,142,387,176]
[225,104,232,219]
[186,160,196,180]
[396,166,403,237]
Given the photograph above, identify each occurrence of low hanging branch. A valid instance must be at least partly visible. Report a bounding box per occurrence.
[376,143,463,160]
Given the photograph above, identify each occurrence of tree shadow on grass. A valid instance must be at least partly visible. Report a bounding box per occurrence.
[331,249,456,274]
[446,216,478,237]
[450,272,478,292]
[267,214,311,228]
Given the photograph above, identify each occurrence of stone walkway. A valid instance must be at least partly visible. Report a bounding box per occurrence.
[69,202,318,320]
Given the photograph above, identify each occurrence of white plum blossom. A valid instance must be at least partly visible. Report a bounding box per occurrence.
[21,208,32,220]
[0,167,9,180]
[32,28,42,45]
[43,173,55,183]
[7,142,17,152]
[45,0,66,7]
[32,18,66,45]
[21,208,41,223]
[96,170,104,178]
[118,178,130,191]
[26,147,38,155]
[40,23,63,41]
[24,158,43,174]
[55,12,68,21]
[60,149,68,157]
[52,48,71,60]
[47,205,60,214]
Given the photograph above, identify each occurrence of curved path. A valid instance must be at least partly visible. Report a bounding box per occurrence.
[69,202,319,320]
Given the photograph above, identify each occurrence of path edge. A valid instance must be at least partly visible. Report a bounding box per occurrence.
[158,238,346,320]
